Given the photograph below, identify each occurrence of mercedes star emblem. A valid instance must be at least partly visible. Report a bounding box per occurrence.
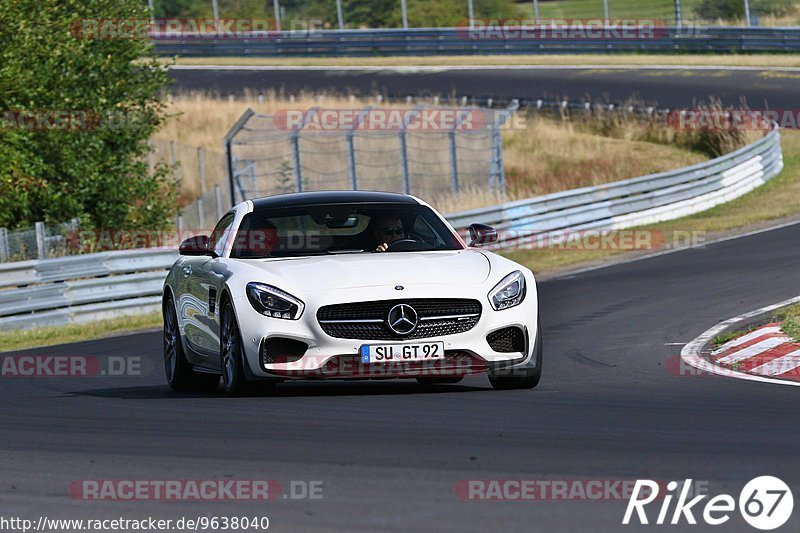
[387,304,418,335]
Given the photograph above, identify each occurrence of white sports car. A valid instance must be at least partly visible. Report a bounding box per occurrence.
[163,191,541,395]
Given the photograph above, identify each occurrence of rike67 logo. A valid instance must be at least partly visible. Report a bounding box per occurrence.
[623,477,793,530]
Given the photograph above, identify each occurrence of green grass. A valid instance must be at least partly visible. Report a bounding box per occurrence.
[713,329,753,348]
[774,304,800,342]
[0,312,162,353]
[517,0,703,25]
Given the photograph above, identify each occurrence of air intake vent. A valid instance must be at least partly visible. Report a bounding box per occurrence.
[486,327,525,353]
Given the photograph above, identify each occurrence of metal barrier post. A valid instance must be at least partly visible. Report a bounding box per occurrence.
[197,198,205,229]
[449,120,460,194]
[399,129,411,195]
[492,126,507,194]
[347,132,357,190]
[348,107,373,191]
[224,108,256,208]
[0,228,8,262]
[170,140,179,181]
[214,185,223,221]
[198,147,207,195]
[35,221,47,260]
[291,132,303,192]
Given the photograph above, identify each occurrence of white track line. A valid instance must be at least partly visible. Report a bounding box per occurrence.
[681,295,800,387]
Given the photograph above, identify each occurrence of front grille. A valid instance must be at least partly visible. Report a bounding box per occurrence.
[317,299,481,340]
[487,327,526,353]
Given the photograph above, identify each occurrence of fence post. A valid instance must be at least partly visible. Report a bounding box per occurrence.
[674,0,682,29]
[399,129,411,195]
[214,185,223,221]
[197,197,205,229]
[198,147,207,195]
[491,125,507,194]
[448,130,460,194]
[291,131,303,192]
[170,140,179,181]
[347,131,358,190]
[35,221,47,260]
[0,227,8,263]
[224,108,256,208]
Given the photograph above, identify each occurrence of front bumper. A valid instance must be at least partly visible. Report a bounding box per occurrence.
[233,283,538,380]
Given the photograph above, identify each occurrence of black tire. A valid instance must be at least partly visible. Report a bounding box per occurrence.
[488,321,543,391]
[163,296,220,393]
[416,377,464,386]
[220,301,275,397]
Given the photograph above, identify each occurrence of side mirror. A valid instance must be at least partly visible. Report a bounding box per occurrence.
[179,235,210,256]
[468,223,498,247]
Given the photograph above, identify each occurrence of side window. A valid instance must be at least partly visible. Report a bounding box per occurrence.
[209,213,235,258]
[413,215,439,245]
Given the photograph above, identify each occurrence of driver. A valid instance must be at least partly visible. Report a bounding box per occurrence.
[373,216,406,253]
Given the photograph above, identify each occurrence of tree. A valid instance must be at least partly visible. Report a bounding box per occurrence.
[0,0,177,232]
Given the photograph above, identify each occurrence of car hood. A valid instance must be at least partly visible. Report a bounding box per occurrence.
[242,250,492,292]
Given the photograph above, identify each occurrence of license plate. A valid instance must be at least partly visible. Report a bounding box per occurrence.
[360,342,445,363]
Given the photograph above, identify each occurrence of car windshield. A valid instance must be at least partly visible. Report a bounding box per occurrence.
[230,203,464,259]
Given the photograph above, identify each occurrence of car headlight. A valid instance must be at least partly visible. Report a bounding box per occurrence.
[488,271,526,311]
[246,282,305,320]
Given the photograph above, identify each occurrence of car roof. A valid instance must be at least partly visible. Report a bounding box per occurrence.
[250,191,420,210]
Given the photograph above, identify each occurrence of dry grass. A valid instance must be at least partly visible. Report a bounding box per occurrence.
[166,54,800,68]
[155,93,705,210]
[503,116,707,198]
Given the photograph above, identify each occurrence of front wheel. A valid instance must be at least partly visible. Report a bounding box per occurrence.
[219,302,275,397]
[488,322,542,390]
[163,296,219,393]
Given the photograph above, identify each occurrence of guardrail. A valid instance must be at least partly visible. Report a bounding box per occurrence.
[154,26,800,56]
[0,126,783,331]
[447,124,783,249]
[0,249,177,331]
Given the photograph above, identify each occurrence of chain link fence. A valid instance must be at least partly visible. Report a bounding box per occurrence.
[0,219,80,263]
[222,103,516,210]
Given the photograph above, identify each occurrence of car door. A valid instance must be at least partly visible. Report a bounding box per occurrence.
[182,212,235,357]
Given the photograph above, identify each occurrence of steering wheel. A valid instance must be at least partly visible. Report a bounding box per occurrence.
[386,238,424,252]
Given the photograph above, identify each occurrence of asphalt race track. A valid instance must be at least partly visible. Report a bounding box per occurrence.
[3,222,800,531]
[169,66,800,109]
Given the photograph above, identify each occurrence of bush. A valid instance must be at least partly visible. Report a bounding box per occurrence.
[0,0,177,232]
[695,0,796,20]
